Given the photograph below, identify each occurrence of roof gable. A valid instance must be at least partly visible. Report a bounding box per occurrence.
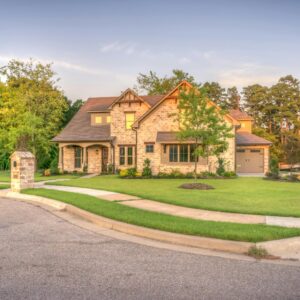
[133,80,239,127]
[108,88,151,109]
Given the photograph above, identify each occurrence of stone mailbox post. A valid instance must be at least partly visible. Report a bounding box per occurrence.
[11,151,35,192]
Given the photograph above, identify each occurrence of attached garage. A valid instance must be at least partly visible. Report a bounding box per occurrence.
[236,148,264,173]
[236,132,272,174]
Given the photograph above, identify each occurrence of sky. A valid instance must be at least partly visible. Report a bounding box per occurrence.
[1,0,300,100]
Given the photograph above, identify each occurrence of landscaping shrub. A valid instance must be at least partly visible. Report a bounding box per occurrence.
[216,157,226,176]
[127,167,137,178]
[43,169,51,176]
[223,171,237,178]
[107,164,114,174]
[119,169,128,178]
[50,157,59,175]
[142,159,152,177]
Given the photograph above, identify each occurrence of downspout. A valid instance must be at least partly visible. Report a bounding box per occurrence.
[133,127,138,168]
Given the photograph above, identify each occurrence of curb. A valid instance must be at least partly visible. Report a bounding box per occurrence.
[3,191,253,254]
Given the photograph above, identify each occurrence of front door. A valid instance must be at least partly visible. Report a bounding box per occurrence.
[236,148,264,173]
[101,147,109,173]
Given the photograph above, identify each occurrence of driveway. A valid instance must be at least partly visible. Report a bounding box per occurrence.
[0,197,300,300]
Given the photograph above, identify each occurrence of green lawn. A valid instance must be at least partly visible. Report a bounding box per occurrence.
[0,170,81,182]
[23,188,300,242]
[0,184,9,189]
[47,176,300,217]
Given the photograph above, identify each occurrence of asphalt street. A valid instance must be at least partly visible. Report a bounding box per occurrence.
[0,197,300,300]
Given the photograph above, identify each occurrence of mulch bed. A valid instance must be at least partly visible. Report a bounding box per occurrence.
[179,183,214,190]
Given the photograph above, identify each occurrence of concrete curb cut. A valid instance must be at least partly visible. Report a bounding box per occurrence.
[3,191,253,254]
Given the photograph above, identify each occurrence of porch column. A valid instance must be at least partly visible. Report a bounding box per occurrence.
[58,145,64,172]
[82,146,87,171]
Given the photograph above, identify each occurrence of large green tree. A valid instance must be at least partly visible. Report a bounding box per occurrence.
[176,86,233,178]
[135,69,197,95]
[0,59,68,168]
[202,82,226,108]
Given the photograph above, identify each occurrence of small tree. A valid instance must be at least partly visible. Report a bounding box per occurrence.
[176,87,233,179]
[284,133,300,175]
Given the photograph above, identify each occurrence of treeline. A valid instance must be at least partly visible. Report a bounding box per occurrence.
[136,70,300,163]
[0,60,83,170]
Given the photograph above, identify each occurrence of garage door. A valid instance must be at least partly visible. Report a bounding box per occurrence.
[236,149,264,173]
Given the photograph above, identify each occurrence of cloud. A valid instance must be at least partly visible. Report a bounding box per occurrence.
[100,41,137,55]
[178,57,191,65]
[0,54,110,76]
[217,63,280,88]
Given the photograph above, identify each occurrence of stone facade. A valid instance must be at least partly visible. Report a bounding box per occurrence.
[10,151,35,191]
[59,142,111,174]
[55,81,271,175]
[135,93,236,174]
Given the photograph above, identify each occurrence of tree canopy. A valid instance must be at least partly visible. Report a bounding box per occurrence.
[0,59,80,169]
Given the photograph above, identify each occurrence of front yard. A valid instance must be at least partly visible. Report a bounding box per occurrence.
[47,176,300,217]
[22,188,300,242]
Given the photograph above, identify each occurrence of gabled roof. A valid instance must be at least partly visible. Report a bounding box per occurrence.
[52,94,164,142]
[236,132,272,146]
[52,99,113,142]
[229,109,253,121]
[108,88,150,109]
[133,80,239,127]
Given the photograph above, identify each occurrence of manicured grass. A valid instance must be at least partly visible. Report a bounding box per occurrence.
[0,184,9,189]
[23,188,300,242]
[0,170,81,182]
[47,176,300,217]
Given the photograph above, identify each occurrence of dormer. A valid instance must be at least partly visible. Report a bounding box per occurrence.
[229,109,254,133]
[90,112,111,126]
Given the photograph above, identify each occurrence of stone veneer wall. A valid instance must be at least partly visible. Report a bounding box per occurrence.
[136,96,236,175]
[11,151,35,191]
[111,101,149,170]
[59,142,111,173]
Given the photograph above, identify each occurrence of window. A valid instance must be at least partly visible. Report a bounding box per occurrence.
[119,147,125,165]
[165,144,205,164]
[125,113,135,129]
[189,144,198,162]
[169,145,178,162]
[95,116,102,124]
[250,149,261,153]
[179,145,188,162]
[127,147,133,165]
[74,146,82,168]
[145,144,154,153]
[119,146,134,166]
[237,149,245,153]
[107,115,111,123]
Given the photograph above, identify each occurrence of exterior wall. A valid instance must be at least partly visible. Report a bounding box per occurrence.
[87,145,101,173]
[236,145,270,173]
[237,120,252,133]
[58,142,111,173]
[10,151,35,191]
[111,101,149,170]
[136,96,235,175]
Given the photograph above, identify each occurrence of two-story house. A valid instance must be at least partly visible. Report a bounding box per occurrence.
[53,81,272,175]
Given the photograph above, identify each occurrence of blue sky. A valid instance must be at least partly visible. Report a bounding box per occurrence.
[1,0,300,100]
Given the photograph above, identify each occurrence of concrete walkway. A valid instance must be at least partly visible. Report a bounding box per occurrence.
[39,184,300,228]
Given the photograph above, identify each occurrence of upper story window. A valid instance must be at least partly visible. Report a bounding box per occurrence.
[91,113,111,126]
[95,116,102,124]
[125,112,135,130]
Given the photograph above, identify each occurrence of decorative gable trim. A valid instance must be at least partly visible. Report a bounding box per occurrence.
[133,80,239,128]
[108,88,151,109]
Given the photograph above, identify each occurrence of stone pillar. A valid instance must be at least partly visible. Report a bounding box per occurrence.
[11,151,35,192]
[58,146,63,172]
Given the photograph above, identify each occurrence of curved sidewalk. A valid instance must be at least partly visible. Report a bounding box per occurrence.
[39,184,300,228]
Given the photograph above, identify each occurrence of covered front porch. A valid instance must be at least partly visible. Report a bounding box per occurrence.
[58,142,113,174]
